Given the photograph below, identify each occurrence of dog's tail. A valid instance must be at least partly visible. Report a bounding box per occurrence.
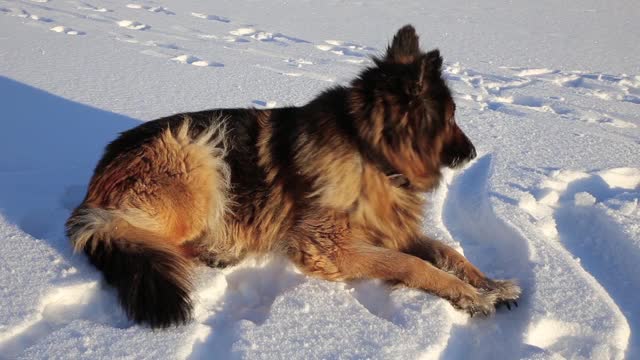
[65,207,193,328]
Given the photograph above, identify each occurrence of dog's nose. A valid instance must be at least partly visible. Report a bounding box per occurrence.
[469,146,477,160]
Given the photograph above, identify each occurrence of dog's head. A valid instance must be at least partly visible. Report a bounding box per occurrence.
[350,25,476,190]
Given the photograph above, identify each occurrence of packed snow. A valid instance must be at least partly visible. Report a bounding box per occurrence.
[1,0,638,359]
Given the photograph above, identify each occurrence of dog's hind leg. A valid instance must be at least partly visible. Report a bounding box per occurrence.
[67,118,231,327]
[180,241,242,269]
[405,236,520,308]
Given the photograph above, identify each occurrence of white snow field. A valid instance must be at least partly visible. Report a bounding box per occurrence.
[1,0,639,359]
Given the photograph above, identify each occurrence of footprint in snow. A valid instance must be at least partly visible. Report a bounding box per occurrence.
[171,54,224,68]
[505,67,640,105]
[50,26,85,35]
[222,36,250,43]
[229,28,256,36]
[6,8,53,22]
[514,68,559,77]
[145,40,180,50]
[284,58,313,68]
[117,20,149,30]
[28,14,53,22]
[485,95,557,114]
[228,27,309,45]
[115,33,182,51]
[77,3,111,12]
[482,92,635,128]
[451,64,638,129]
[126,4,175,15]
[315,40,376,57]
[191,12,230,23]
[254,64,335,83]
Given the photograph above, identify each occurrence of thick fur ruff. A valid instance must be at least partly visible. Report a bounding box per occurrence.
[67,25,520,328]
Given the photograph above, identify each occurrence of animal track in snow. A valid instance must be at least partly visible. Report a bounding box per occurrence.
[580,111,637,129]
[315,40,376,57]
[171,54,224,67]
[145,40,180,49]
[227,27,309,45]
[221,35,249,43]
[30,14,53,22]
[117,20,149,30]
[514,68,559,77]
[254,65,303,77]
[50,26,85,35]
[254,64,335,82]
[483,93,636,128]
[114,33,182,51]
[3,8,53,22]
[126,4,175,15]
[24,13,53,22]
[229,27,255,36]
[447,63,638,129]
[325,39,376,51]
[283,57,313,67]
[77,2,110,12]
[191,12,230,23]
[505,67,640,105]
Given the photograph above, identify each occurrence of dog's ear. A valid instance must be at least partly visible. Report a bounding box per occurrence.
[386,25,420,64]
[420,49,443,80]
[405,50,443,96]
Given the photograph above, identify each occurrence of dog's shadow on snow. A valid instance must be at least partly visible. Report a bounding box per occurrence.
[0,76,139,254]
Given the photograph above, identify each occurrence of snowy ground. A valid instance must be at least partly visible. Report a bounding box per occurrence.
[1,0,639,359]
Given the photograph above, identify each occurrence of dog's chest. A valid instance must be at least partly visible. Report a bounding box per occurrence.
[349,174,424,246]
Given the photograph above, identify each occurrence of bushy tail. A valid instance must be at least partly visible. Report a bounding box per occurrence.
[66,208,193,328]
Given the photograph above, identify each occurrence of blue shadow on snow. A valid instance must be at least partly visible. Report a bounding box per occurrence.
[0,75,139,252]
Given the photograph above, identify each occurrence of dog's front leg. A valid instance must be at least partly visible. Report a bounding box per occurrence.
[405,236,487,286]
[289,238,502,316]
[405,236,521,308]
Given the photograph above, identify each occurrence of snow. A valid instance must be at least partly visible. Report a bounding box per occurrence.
[598,168,640,190]
[0,0,639,359]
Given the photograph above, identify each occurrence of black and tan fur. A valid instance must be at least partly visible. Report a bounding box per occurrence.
[66,25,520,328]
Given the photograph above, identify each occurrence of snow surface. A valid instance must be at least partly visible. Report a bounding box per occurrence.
[1,0,639,359]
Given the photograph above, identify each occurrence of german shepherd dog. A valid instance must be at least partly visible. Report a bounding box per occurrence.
[66,25,520,328]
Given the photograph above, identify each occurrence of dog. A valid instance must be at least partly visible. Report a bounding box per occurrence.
[66,25,520,328]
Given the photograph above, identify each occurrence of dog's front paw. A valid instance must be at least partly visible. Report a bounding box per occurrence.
[485,279,521,310]
[448,285,498,317]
